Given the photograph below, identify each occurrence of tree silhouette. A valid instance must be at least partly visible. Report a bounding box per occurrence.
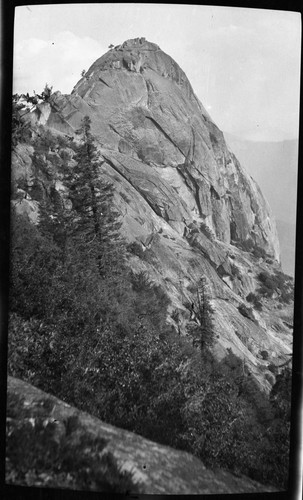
[42,84,53,101]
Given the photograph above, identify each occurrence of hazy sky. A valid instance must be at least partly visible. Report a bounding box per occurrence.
[13,4,301,141]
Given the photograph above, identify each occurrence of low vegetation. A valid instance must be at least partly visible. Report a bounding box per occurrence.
[246,292,263,311]
[257,270,294,303]
[238,303,255,322]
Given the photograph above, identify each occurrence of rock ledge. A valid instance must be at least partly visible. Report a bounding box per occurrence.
[6,376,277,495]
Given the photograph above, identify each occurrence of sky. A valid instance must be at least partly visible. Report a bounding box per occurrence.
[13,4,301,141]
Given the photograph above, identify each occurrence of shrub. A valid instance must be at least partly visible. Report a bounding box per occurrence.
[199,222,215,241]
[127,241,145,259]
[6,396,139,493]
[257,270,294,303]
[257,271,277,297]
[254,300,262,311]
[42,83,53,101]
[241,238,254,252]
[246,292,262,311]
[252,246,267,259]
[238,304,255,321]
[260,350,269,361]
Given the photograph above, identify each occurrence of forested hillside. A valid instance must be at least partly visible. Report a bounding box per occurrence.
[7,110,292,491]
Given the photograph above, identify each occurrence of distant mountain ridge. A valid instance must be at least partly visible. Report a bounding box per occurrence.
[226,127,297,143]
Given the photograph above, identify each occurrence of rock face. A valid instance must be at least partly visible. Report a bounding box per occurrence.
[6,376,276,494]
[37,37,279,258]
[15,38,293,390]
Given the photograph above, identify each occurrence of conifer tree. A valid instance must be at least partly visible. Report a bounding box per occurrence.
[11,100,31,148]
[37,191,68,256]
[64,116,124,278]
[187,276,215,352]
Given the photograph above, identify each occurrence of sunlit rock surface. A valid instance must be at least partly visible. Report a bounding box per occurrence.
[36,37,279,259]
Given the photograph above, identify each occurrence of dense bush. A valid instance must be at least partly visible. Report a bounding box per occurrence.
[260,350,269,361]
[257,271,277,297]
[236,239,268,260]
[257,270,294,303]
[127,241,145,259]
[252,246,267,259]
[246,292,262,311]
[6,393,138,493]
[8,213,291,487]
[238,303,255,322]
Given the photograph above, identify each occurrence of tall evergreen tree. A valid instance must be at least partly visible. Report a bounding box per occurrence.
[64,116,124,278]
[187,276,215,352]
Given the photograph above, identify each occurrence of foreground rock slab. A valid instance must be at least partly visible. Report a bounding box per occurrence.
[6,376,277,495]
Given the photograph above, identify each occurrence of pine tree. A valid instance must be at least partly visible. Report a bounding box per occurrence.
[37,191,68,255]
[187,276,215,352]
[64,116,124,278]
[11,100,31,148]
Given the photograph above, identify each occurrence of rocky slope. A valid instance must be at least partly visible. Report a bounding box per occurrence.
[12,37,293,391]
[6,376,276,494]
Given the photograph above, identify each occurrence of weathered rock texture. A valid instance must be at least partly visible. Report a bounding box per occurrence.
[6,376,276,494]
[13,38,293,390]
[40,38,280,259]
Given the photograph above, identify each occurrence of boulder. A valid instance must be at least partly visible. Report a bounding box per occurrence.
[6,376,276,495]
